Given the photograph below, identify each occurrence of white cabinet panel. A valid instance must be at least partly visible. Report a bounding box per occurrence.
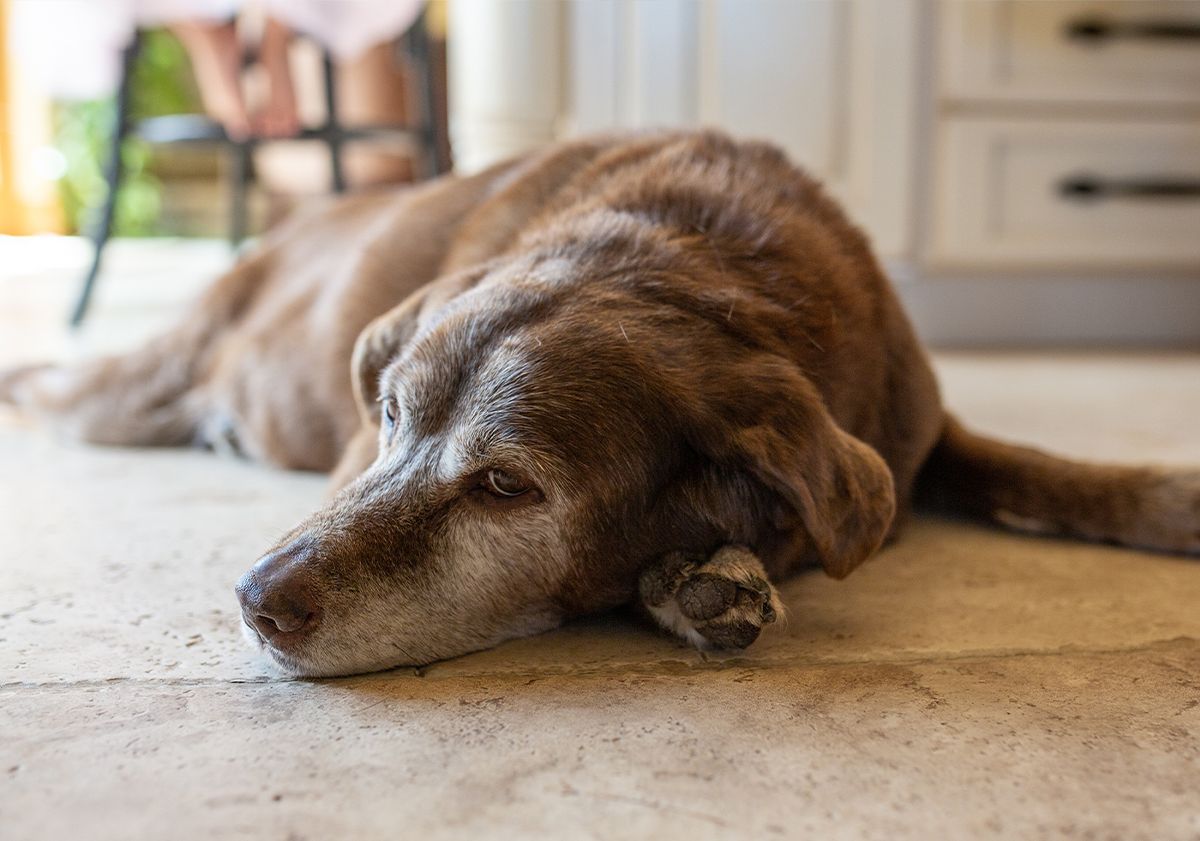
[931,116,1200,268]
[563,0,917,257]
[940,0,1200,106]
[630,0,700,126]
[698,0,847,179]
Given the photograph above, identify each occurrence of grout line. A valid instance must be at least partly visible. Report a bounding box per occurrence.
[2,636,1195,692]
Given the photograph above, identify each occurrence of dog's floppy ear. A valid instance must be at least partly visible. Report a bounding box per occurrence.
[351,295,425,422]
[350,268,485,422]
[675,353,896,579]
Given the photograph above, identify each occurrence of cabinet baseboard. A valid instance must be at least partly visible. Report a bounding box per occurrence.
[886,261,1200,347]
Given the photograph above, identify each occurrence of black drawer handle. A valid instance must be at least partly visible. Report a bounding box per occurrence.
[1065,16,1200,43]
[1059,174,1200,201]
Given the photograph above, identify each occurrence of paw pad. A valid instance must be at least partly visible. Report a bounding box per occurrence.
[677,573,738,621]
[639,546,782,651]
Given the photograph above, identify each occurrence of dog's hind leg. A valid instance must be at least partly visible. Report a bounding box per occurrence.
[0,253,269,448]
[0,348,203,446]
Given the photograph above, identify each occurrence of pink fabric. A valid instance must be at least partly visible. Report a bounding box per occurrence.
[11,0,426,99]
[263,0,425,61]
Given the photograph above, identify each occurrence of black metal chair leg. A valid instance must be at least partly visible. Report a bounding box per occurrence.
[72,23,440,326]
[227,141,251,249]
[322,52,347,193]
[405,12,447,178]
[71,32,141,327]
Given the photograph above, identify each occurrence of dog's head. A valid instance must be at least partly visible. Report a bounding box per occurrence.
[235,252,895,676]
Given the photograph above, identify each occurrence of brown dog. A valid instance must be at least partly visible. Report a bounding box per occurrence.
[3,131,1197,676]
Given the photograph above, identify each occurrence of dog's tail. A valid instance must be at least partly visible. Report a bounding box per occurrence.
[918,415,1200,555]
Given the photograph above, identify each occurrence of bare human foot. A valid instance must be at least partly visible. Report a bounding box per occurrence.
[171,19,251,141]
[252,17,300,139]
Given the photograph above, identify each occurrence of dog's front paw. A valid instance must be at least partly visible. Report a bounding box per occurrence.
[639,545,782,650]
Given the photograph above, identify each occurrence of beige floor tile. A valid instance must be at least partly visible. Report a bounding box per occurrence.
[2,239,1198,839]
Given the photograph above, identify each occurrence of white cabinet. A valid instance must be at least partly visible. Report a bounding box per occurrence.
[930,0,1200,270]
[451,0,918,259]
[447,0,1200,343]
[939,0,1200,106]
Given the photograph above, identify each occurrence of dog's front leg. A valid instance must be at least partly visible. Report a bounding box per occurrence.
[638,545,782,650]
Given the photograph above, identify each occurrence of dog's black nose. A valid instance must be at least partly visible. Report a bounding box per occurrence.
[235,542,322,645]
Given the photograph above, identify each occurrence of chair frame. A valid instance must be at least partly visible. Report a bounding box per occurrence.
[70,14,448,325]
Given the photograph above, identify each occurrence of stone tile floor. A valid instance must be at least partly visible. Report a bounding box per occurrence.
[1,238,1198,840]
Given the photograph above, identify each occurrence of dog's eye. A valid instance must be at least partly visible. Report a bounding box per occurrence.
[483,468,530,497]
[381,398,398,428]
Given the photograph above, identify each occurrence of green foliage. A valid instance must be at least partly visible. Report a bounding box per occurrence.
[54,30,202,236]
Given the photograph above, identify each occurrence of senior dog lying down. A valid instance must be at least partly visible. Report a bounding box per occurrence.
[4,131,1197,676]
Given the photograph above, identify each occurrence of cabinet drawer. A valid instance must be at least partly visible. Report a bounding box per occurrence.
[929,117,1200,269]
[939,0,1200,105]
